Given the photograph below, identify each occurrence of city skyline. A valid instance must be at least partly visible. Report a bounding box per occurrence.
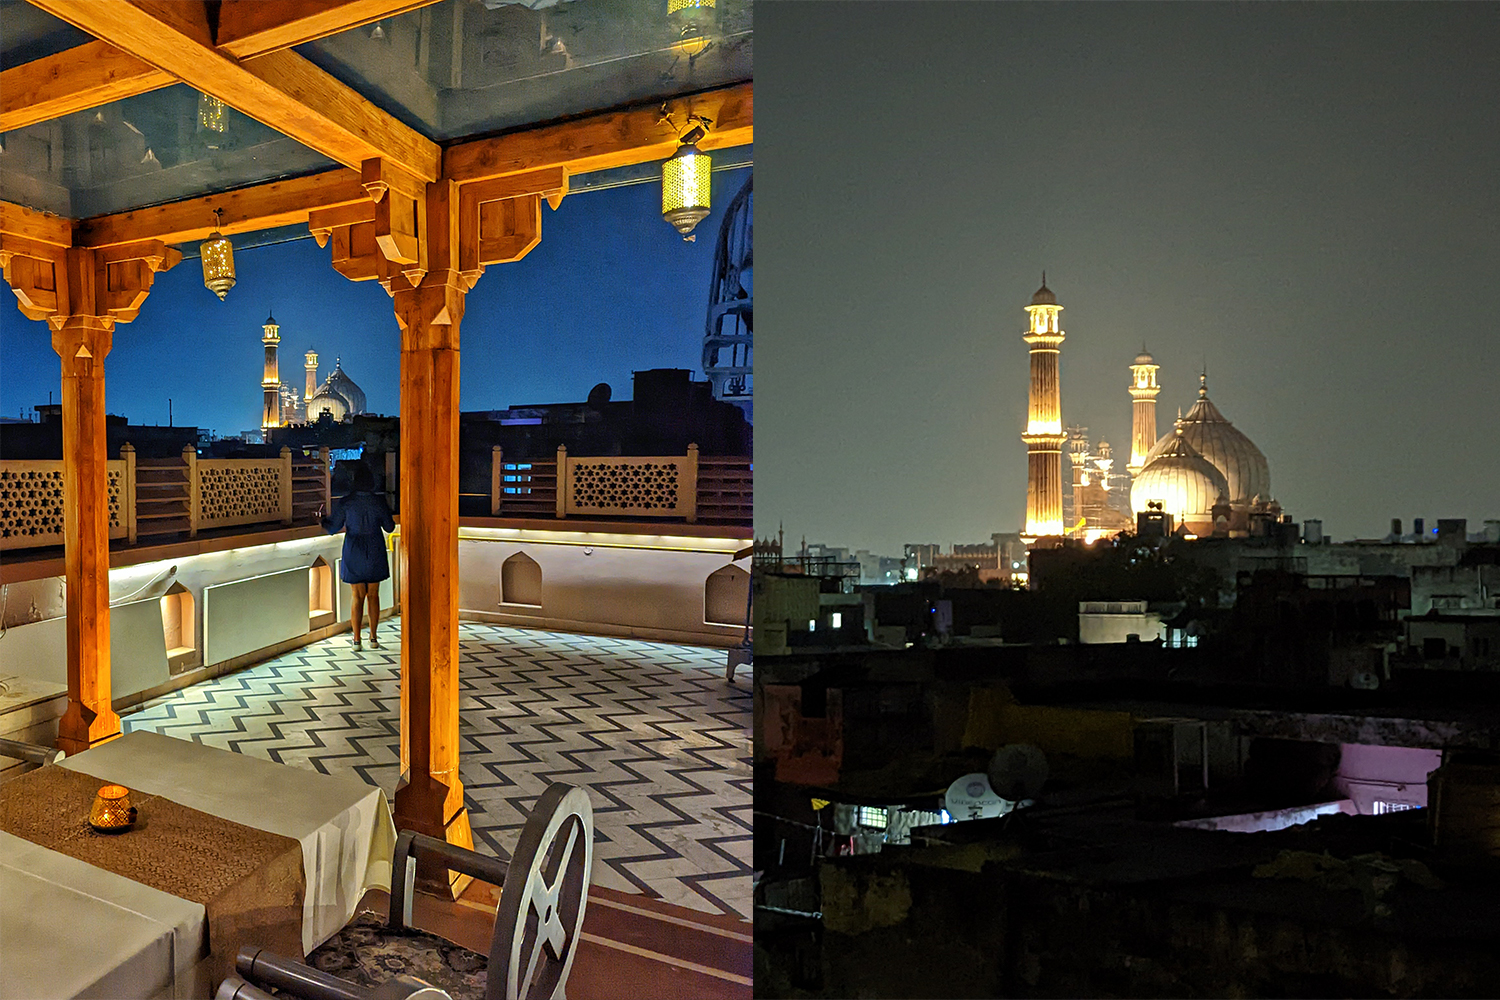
[755,2,1500,553]
[0,166,750,436]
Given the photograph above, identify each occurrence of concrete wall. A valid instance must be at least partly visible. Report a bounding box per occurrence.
[1078,611,1162,644]
[449,524,750,647]
[0,597,170,702]
[0,531,351,715]
[203,567,311,667]
[1335,742,1443,814]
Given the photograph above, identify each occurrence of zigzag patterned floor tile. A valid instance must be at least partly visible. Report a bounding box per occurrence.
[123,620,751,919]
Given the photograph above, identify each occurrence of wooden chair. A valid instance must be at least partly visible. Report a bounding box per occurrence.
[217,783,593,1000]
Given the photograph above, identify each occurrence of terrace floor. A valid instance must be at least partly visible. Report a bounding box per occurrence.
[121,620,752,921]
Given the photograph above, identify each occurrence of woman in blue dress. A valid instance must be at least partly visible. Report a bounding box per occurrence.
[322,463,395,651]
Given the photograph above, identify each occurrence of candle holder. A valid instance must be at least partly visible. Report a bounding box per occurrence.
[89,784,138,833]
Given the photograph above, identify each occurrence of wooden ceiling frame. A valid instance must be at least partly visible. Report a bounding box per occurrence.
[65,82,753,249]
[22,0,441,182]
[2,1,446,134]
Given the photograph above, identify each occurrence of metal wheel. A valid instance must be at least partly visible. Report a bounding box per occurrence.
[489,784,593,1000]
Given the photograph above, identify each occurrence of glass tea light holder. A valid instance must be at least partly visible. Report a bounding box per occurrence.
[90,785,138,832]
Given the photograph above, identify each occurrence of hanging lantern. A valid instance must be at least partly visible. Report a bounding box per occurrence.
[662,129,711,238]
[668,0,715,26]
[197,92,228,149]
[667,0,715,56]
[200,209,235,301]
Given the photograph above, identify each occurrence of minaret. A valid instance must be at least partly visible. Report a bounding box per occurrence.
[1021,276,1067,538]
[261,312,281,430]
[1128,347,1161,475]
[304,348,319,403]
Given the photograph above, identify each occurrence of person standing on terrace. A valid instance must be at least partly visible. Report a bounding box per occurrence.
[322,463,395,651]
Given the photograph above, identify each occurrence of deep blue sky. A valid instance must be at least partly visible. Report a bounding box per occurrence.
[0,166,749,434]
[755,2,1499,552]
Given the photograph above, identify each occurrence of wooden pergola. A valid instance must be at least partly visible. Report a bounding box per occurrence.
[0,0,750,874]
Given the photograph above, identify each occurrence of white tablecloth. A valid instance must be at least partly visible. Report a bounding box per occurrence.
[0,831,207,1000]
[60,731,396,955]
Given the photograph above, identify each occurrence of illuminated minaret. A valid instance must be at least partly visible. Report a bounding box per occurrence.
[1021,276,1067,537]
[1128,347,1161,475]
[261,312,281,430]
[304,348,319,404]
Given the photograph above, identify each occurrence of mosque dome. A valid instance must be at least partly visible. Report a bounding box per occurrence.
[306,387,349,422]
[1030,278,1057,306]
[1139,376,1269,503]
[1134,349,1155,365]
[1131,431,1230,529]
[324,360,366,416]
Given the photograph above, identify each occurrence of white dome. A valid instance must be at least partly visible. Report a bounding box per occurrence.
[1131,433,1230,530]
[306,388,349,422]
[325,361,365,416]
[1142,377,1269,503]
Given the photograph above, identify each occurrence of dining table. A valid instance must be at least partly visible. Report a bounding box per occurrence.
[0,730,396,999]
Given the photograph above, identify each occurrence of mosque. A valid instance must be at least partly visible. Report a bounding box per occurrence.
[259,312,368,431]
[1020,279,1281,542]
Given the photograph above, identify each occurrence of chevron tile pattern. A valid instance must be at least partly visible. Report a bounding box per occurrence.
[122,621,751,919]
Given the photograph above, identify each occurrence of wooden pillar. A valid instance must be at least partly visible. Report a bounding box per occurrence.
[3,233,178,756]
[490,445,502,516]
[391,179,472,883]
[53,301,119,755]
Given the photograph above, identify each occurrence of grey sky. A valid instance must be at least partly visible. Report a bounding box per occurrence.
[754,2,1500,555]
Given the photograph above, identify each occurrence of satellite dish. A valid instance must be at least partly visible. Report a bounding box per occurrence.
[987,744,1049,801]
[943,773,1010,821]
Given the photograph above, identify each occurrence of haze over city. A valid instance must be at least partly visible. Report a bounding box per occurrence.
[755,2,1499,553]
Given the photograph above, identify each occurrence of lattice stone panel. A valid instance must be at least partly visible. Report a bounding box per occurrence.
[0,461,127,550]
[197,460,285,529]
[566,458,687,517]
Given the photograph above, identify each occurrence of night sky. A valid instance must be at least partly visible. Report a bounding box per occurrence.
[0,166,749,435]
[755,2,1499,553]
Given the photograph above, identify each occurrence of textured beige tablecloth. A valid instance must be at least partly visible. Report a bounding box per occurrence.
[0,765,306,991]
[61,731,397,954]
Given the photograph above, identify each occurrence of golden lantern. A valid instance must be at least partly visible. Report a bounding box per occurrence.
[90,784,138,832]
[668,0,715,56]
[662,126,711,239]
[200,209,236,301]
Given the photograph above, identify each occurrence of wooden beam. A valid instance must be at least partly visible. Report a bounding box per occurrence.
[443,82,753,184]
[216,0,445,58]
[75,169,370,247]
[72,86,740,248]
[0,40,173,133]
[308,199,376,247]
[1,2,441,133]
[0,202,73,248]
[29,0,441,181]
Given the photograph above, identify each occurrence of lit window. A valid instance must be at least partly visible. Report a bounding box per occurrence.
[808,619,817,631]
[832,612,843,629]
[857,806,887,829]
[1373,800,1418,815]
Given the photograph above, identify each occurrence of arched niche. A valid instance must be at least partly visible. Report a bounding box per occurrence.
[310,556,335,620]
[501,552,543,608]
[705,564,750,626]
[160,582,197,671]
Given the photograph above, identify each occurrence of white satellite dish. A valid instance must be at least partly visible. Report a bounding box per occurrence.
[943,772,1010,821]
[987,744,1049,801]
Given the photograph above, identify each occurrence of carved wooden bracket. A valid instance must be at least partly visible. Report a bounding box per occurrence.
[0,237,179,326]
[454,168,565,289]
[313,167,566,294]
